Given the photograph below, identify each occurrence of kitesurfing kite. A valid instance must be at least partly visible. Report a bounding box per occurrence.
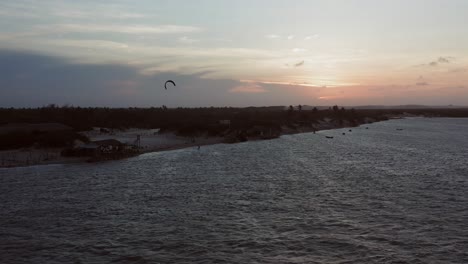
[164,80,176,90]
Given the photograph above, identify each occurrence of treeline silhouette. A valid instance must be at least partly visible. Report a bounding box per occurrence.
[0,130,88,150]
[0,104,388,132]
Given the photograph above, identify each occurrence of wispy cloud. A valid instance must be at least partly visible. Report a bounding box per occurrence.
[318,96,339,100]
[230,83,267,93]
[292,48,307,53]
[287,35,295,40]
[0,8,39,18]
[0,1,147,20]
[178,36,199,44]
[43,39,130,50]
[449,68,467,73]
[415,75,428,86]
[294,60,305,67]
[240,80,318,87]
[0,1,44,18]
[304,35,318,40]
[436,86,466,92]
[35,38,278,60]
[35,24,203,35]
[265,34,280,39]
[428,56,454,67]
[53,10,146,19]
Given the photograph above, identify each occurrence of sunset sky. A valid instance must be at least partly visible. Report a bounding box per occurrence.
[1,0,467,107]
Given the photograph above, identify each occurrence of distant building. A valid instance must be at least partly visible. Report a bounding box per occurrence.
[100,128,110,134]
[92,139,124,153]
[73,139,125,156]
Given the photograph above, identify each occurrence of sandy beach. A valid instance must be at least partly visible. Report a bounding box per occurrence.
[0,129,224,168]
[82,128,223,152]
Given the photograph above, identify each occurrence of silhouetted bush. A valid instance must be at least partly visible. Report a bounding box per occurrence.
[0,130,89,150]
[0,132,36,150]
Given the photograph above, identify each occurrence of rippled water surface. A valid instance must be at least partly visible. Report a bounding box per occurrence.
[1,118,468,263]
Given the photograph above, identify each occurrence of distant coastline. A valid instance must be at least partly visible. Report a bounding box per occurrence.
[0,118,381,168]
[2,106,468,168]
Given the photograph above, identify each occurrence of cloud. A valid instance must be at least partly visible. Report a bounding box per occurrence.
[1,49,294,107]
[292,48,307,53]
[287,35,295,40]
[2,49,467,107]
[0,49,139,106]
[265,34,280,39]
[0,8,39,18]
[0,51,150,106]
[436,86,465,92]
[0,1,147,20]
[35,24,203,34]
[304,35,318,40]
[107,80,139,89]
[178,36,199,44]
[449,68,467,73]
[13,37,278,74]
[53,10,146,19]
[229,83,267,93]
[428,56,454,67]
[438,57,451,63]
[415,75,428,86]
[415,82,429,86]
[318,96,338,100]
[45,39,130,50]
[240,79,318,87]
[294,60,305,67]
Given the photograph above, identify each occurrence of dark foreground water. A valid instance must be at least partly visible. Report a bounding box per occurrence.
[1,118,468,263]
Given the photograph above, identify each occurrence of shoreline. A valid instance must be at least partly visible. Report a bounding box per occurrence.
[0,136,226,169]
[0,118,393,169]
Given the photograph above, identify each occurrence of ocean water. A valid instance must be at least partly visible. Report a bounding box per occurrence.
[1,118,468,263]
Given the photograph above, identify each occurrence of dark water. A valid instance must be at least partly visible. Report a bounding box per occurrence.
[1,118,468,263]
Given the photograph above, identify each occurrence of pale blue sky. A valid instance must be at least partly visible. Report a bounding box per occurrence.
[1,0,467,107]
